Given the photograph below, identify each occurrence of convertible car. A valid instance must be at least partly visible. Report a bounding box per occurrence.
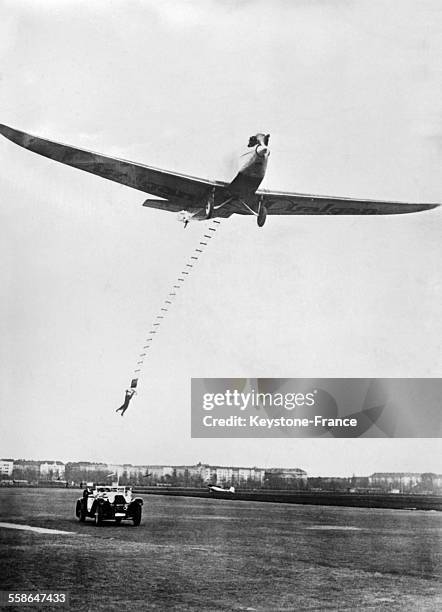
[75,484,143,526]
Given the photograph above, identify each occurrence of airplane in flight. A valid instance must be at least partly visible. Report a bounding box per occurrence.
[0,124,439,227]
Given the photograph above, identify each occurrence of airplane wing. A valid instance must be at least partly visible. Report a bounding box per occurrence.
[0,124,226,207]
[256,189,439,215]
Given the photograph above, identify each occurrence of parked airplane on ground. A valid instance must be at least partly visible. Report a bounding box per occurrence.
[209,485,235,495]
[0,124,438,227]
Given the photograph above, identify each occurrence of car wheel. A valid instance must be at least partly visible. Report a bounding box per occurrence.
[76,500,86,522]
[132,504,142,526]
[94,505,104,526]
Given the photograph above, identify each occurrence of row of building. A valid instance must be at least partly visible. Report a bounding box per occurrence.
[2,458,441,491]
[0,458,307,486]
[0,459,65,479]
[369,472,442,490]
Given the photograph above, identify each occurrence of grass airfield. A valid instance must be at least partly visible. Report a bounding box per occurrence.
[0,488,441,610]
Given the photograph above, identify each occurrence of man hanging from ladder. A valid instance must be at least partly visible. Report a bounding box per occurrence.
[116,380,138,416]
[113,221,221,415]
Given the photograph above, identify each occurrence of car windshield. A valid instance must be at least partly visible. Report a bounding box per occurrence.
[91,485,132,495]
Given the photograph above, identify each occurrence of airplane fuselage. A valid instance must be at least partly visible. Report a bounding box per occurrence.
[228,133,270,197]
[187,133,271,224]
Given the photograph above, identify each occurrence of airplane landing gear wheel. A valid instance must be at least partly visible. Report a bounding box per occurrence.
[205,198,213,219]
[257,205,267,227]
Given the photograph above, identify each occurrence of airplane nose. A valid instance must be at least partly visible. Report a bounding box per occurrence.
[256,144,269,158]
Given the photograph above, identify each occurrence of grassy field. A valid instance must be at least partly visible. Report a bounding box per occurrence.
[0,488,441,610]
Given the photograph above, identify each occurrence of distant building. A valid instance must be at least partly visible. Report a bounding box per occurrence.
[415,473,442,493]
[0,459,13,477]
[106,464,126,478]
[5,457,311,489]
[203,465,265,486]
[121,465,148,479]
[234,466,265,484]
[144,466,166,479]
[369,473,422,490]
[13,460,40,471]
[198,464,213,482]
[139,465,174,480]
[265,468,307,482]
[39,461,65,480]
[68,462,108,473]
[12,460,41,482]
[214,466,233,484]
[65,461,109,483]
[426,474,442,488]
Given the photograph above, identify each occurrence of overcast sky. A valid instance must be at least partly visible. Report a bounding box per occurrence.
[1,0,441,476]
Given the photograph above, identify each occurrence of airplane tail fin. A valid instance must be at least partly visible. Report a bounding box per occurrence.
[229,486,235,493]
